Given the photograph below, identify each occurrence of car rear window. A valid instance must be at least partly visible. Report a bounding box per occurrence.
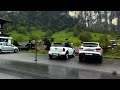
[110,41,116,44]
[52,43,65,47]
[83,43,98,47]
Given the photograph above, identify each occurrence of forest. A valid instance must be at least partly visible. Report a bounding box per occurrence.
[0,11,120,46]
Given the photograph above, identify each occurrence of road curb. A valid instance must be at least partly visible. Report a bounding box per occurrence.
[20,52,120,59]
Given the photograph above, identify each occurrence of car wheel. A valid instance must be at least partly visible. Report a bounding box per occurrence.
[72,51,75,57]
[0,49,2,54]
[14,49,18,53]
[49,54,53,59]
[98,56,102,63]
[79,54,83,62]
[64,52,69,60]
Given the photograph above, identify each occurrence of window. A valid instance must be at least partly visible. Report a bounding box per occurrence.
[83,43,98,47]
[52,43,64,47]
[65,43,71,47]
[0,39,8,42]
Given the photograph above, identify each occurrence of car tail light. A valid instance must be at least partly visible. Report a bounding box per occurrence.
[63,48,65,52]
[96,48,101,52]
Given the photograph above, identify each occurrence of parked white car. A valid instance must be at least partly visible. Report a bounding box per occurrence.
[110,40,117,46]
[0,42,19,53]
[79,42,103,63]
[48,42,75,60]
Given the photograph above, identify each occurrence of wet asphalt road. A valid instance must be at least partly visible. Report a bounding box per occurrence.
[0,52,120,79]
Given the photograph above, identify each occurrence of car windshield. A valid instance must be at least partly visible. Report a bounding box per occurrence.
[52,43,64,47]
[83,43,98,47]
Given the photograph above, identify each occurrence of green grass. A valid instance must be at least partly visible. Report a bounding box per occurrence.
[51,30,117,46]
[52,31,81,46]
[8,30,120,47]
[28,30,45,38]
[103,46,120,59]
[8,30,46,43]
[8,31,30,43]
[103,55,120,59]
[90,32,113,42]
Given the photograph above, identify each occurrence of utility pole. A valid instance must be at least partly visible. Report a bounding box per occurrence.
[35,41,37,62]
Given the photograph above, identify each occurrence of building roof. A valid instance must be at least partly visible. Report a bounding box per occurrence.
[0,34,9,37]
[0,17,12,24]
[18,41,29,47]
[18,41,35,47]
[0,36,12,39]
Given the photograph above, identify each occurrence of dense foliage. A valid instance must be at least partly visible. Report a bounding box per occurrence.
[0,11,78,34]
[1,11,120,35]
[0,11,120,47]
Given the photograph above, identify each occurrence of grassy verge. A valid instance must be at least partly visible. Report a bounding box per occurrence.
[103,55,120,59]
[103,46,120,59]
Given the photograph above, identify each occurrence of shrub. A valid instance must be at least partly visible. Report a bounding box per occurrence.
[74,41,81,46]
[79,31,92,42]
[73,30,80,37]
[99,35,109,48]
[106,46,120,55]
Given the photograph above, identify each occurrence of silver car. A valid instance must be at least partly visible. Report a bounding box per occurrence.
[0,42,19,53]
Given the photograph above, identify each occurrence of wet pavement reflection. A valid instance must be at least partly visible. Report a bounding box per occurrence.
[0,59,119,79]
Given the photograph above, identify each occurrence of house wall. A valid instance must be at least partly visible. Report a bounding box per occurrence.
[8,39,11,45]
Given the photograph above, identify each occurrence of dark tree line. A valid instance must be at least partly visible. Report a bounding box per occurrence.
[0,11,78,34]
